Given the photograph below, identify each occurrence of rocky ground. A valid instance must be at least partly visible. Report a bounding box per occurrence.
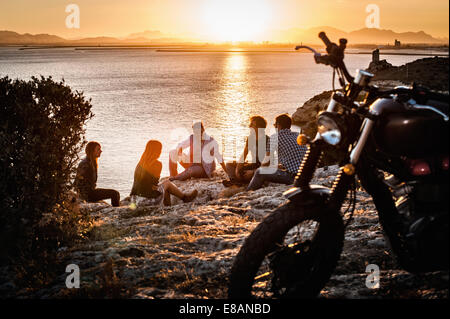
[12,166,447,299]
[292,57,449,140]
[372,57,449,92]
[2,57,448,299]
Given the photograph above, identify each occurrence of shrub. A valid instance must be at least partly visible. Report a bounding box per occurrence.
[0,76,93,285]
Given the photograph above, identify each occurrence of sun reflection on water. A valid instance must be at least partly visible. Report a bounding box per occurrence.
[213,53,254,162]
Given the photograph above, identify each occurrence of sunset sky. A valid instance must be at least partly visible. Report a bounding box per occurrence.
[0,0,448,41]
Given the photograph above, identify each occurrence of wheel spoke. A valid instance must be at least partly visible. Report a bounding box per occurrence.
[254,272,271,281]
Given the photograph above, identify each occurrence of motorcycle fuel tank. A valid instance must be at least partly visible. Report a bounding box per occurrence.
[370,98,449,158]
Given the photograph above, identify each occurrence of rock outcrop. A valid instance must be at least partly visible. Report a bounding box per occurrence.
[291,79,403,142]
[373,57,449,92]
[292,57,449,150]
[292,90,333,139]
[367,59,395,74]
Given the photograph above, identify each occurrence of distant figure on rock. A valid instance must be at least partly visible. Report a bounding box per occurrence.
[75,141,121,207]
[372,49,380,63]
[247,114,307,191]
[169,121,229,181]
[131,140,197,206]
[223,115,270,186]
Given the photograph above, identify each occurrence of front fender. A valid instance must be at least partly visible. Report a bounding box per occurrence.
[283,185,331,206]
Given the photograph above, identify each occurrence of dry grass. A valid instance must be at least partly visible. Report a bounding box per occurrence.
[88,222,133,241]
[220,215,249,227]
[166,231,199,244]
[58,259,135,299]
[218,185,246,198]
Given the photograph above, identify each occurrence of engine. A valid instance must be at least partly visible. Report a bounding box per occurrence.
[386,172,449,271]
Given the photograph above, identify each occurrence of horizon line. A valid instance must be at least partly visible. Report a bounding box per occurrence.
[1,25,449,44]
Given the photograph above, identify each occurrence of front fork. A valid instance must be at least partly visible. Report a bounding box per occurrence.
[329,118,375,208]
[293,96,339,189]
[290,117,376,210]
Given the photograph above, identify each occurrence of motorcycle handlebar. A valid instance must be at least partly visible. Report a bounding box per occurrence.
[317,32,354,83]
[318,32,332,50]
[314,54,330,65]
[295,32,354,84]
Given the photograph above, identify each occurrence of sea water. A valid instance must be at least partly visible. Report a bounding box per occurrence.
[0,47,421,196]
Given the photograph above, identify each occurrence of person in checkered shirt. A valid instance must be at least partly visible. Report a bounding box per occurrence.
[246,113,307,191]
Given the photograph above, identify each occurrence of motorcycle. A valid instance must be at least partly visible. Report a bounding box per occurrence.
[228,32,449,298]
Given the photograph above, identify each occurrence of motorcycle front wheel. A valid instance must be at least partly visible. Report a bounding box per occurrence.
[228,201,344,298]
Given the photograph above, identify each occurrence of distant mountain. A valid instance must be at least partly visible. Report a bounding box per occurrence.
[126,30,164,40]
[0,31,65,44]
[266,26,344,43]
[0,28,447,45]
[269,27,448,45]
[0,30,187,45]
[71,36,125,45]
[348,28,445,44]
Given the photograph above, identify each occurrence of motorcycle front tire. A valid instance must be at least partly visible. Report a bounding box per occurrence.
[228,201,344,298]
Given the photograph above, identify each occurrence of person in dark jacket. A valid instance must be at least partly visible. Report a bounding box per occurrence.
[131,140,197,206]
[75,141,121,206]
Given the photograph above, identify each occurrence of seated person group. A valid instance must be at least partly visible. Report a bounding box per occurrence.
[74,114,307,207]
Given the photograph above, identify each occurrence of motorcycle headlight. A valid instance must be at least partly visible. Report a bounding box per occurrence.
[317,113,342,146]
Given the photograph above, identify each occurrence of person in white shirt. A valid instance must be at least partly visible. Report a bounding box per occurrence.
[169,121,228,181]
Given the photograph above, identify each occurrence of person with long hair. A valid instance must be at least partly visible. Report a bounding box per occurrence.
[75,141,121,207]
[224,115,270,185]
[131,140,198,206]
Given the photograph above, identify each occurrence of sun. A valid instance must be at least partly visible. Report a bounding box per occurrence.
[203,0,271,42]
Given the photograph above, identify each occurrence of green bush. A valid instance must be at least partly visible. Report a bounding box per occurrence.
[0,76,93,283]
